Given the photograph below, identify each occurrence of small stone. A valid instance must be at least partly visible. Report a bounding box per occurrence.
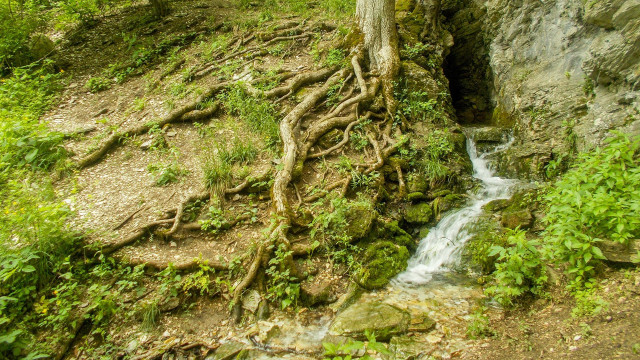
[125,339,139,354]
[426,334,442,344]
[606,316,613,322]
[618,297,626,304]
[569,345,578,351]
[140,139,154,150]
[574,335,582,341]
[256,299,270,320]
[242,290,261,313]
[162,330,171,338]
[167,131,177,137]
[170,241,177,247]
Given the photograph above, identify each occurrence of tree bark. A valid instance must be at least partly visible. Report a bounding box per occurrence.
[356,0,400,113]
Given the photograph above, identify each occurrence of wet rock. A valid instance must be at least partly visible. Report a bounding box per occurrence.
[404,203,433,224]
[329,302,411,341]
[300,280,332,306]
[125,339,139,354]
[470,127,509,143]
[389,335,431,359]
[356,241,410,290]
[250,321,281,344]
[483,198,510,213]
[256,299,270,320]
[242,289,261,313]
[436,194,465,214]
[500,209,534,229]
[600,239,640,263]
[418,227,430,239]
[331,282,364,313]
[408,313,436,333]
[208,341,248,360]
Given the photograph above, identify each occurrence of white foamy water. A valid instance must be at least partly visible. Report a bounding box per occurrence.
[395,128,517,284]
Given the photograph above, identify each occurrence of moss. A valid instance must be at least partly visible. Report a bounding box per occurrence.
[407,192,427,201]
[344,203,377,240]
[404,202,433,224]
[364,220,416,251]
[357,241,410,290]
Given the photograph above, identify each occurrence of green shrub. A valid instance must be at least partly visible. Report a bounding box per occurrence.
[147,162,187,186]
[219,86,280,149]
[542,132,640,288]
[485,228,547,307]
[85,76,111,92]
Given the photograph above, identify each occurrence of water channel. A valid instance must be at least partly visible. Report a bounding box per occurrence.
[242,127,519,359]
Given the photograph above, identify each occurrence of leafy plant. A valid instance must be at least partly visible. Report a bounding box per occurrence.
[485,228,547,307]
[265,243,299,309]
[147,162,187,186]
[466,306,495,339]
[571,283,609,317]
[322,330,390,360]
[85,76,111,92]
[542,132,640,289]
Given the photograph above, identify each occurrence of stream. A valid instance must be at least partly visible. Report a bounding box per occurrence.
[229,127,518,359]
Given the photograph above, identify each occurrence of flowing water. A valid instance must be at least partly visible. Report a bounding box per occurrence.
[396,128,517,284]
[224,128,518,359]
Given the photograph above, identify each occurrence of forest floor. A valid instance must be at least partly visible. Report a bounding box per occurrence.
[39,0,640,359]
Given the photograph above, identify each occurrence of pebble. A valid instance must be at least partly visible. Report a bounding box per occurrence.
[167,131,177,137]
[574,335,582,341]
[569,345,578,351]
[170,241,177,247]
[606,316,613,322]
[618,297,626,304]
[162,330,171,338]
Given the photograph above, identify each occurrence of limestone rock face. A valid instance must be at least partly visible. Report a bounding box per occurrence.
[329,301,411,341]
[444,0,640,179]
[600,239,640,263]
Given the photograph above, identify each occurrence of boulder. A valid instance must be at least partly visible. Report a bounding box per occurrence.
[344,204,377,240]
[208,341,248,360]
[389,335,431,360]
[404,203,433,224]
[600,239,640,263]
[500,210,534,230]
[300,280,332,306]
[408,313,436,333]
[356,241,410,290]
[241,289,261,313]
[329,302,411,341]
[584,0,625,29]
[401,61,441,98]
[29,34,55,61]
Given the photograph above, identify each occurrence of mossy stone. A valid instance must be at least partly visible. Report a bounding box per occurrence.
[357,241,410,290]
[344,204,377,240]
[329,301,411,341]
[407,176,429,194]
[404,202,433,224]
[407,192,427,201]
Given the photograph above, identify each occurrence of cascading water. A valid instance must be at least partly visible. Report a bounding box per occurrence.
[396,128,518,284]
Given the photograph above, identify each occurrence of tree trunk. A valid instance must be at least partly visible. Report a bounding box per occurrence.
[150,0,169,17]
[356,0,400,113]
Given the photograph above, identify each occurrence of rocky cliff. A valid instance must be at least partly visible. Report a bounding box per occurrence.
[442,0,640,178]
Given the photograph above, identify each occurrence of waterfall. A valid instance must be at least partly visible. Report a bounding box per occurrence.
[395,128,517,285]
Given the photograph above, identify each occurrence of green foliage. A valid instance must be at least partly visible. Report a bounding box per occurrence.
[322,330,390,360]
[485,228,547,307]
[266,243,300,310]
[465,220,506,275]
[400,42,430,60]
[218,136,258,165]
[0,64,66,171]
[199,206,227,234]
[85,76,111,92]
[182,261,217,296]
[325,49,346,67]
[398,90,443,123]
[202,152,232,193]
[147,162,187,186]
[542,132,640,289]
[582,76,595,97]
[571,284,609,317]
[0,5,41,71]
[219,86,280,149]
[466,306,495,339]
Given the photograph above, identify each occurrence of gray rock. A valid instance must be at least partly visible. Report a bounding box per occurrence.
[600,239,640,263]
[584,0,625,29]
[29,34,55,60]
[210,341,248,360]
[500,210,534,230]
[140,139,154,150]
[612,1,640,29]
[329,301,411,341]
[242,289,261,313]
[389,335,432,360]
[256,299,270,320]
[300,280,332,306]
